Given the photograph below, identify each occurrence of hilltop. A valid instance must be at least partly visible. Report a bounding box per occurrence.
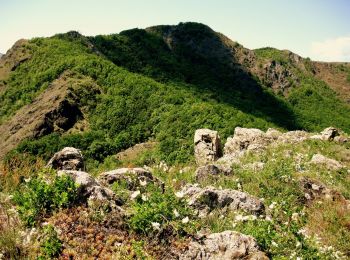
[0,22,350,259]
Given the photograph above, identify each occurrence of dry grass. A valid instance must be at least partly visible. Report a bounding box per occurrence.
[0,156,45,193]
[0,193,26,259]
[307,198,350,257]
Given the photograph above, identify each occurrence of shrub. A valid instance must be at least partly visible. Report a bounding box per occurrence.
[13,171,79,227]
[127,184,194,235]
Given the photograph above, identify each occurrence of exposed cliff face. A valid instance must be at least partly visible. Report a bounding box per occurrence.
[0,71,100,159]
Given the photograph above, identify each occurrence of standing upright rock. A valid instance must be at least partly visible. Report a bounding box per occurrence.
[194,129,222,166]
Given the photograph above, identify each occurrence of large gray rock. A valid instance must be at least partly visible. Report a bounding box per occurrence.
[194,129,222,166]
[320,127,339,141]
[57,170,118,206]
[179,231,268,260]
[224,127,273,156]
[181,184,264,217]
[277,130,309,144]
[47,147,84,171]
[98,167,164,191]
[310,127,340,141]
[310,154,344,171]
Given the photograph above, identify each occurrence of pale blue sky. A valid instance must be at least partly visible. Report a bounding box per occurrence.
[1,0,350,61]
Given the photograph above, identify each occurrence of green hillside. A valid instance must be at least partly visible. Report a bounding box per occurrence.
[1,22,349,169]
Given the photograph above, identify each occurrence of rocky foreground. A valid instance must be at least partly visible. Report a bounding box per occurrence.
[1,126,349,259]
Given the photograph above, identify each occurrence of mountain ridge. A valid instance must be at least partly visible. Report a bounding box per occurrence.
[0,22,350,163]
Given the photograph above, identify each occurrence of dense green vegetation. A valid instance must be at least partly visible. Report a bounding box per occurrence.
[13,171,79,227]
[1,22,350,167]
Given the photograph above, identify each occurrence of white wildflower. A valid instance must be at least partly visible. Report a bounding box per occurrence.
[141,194,148,201]
[296,241,301,248]
[235,214,243,221]
[131,190,141,199]
[269,202,277,209]
[175,191,184,198]
[265,215,272,222]
[271,241,278,247]
[151,222,160,230]
[292,213,299,221]
[139,179,147,186]
[181,216,189,224]
[173,209,180,217]
[296,257,302,260]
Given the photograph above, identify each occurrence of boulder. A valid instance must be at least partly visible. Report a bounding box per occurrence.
[333,135,348,144]
[223,127,272,156]
[265,128,282,139]
[98,167,164,191]
[57,170,118,206]
[47,147,84,171]
[320,127,339,141]
[300,177,344,202]
[194,129,222,166]
[181,184,264,217]
[179,230,268,260]
[277,130,309,144]
[195,165,222,181]
[310,127,340,141]
[310,154,343,171]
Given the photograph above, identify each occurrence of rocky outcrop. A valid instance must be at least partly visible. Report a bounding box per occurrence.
[179,231,268,260]
[47,147,84,171]
[261,60,299,95]
[0,72,100,159]
[310,154,344,171]
[99,167,164,192]
[224,127,273,156]
[57,170,119,209]
[181,184,264,217]
[310,127,339,141]
[194,126,348,176]
[300,178,349,207]
[276,130,309,144]
[194,129,222,166]
[194,165,223,181]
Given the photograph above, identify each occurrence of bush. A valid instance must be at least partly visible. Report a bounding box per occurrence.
[13,171,79,227]
[127,184,194,235]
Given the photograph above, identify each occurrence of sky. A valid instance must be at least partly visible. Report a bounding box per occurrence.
[1,0,350,61]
